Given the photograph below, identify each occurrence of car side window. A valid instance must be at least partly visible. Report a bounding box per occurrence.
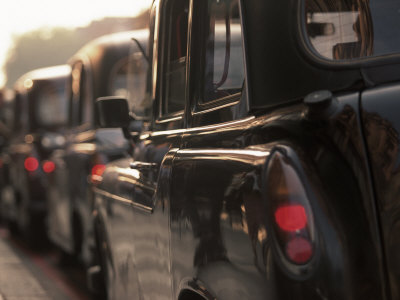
[13,93,24,133]
[202,0,245,104]
[70,62,92,128]
[109,57,129,98]
[127,51,149,118]
[70,62,82,127]
[162,0,190,115]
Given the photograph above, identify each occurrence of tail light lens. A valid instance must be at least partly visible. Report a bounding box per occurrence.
[24,157,39,172]
[266,150,315,265]
[42,160,56,173]
[274,205,307,232]
[91,164,106,183]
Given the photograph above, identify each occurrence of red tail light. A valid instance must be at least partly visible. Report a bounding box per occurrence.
[91,164,106,183]
[266,150,315,265]
[42,161,56,173]
[275,205,307,232]
[24,157,39,172]
[286,237,313,264]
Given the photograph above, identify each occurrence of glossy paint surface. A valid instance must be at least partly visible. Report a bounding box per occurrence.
[47,31,148,265]
[361,83,400,300]
[91,0,400,299]
[95,94,387,299]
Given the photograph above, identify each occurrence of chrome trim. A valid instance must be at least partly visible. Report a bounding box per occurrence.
[93,187,153,213]
[193,98,240,115]
[176,148,269,166]
[130,161,158,170]
[74,130,95,143]
[155,114,183,124]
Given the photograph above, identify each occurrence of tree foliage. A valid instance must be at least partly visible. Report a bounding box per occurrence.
[4,27,86,88]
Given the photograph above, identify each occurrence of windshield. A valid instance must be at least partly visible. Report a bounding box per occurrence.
[305,0,400,60]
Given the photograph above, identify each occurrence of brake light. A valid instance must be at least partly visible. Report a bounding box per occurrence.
[91,164,106,183]
[24,157,39,172]
[286,237,313,264]
[42,161,56,173]
[275,205,307,232]
[92,164,106,177]
[266,150,315,265]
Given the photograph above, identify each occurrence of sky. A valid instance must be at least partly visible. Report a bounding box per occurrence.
[0,0,151,88]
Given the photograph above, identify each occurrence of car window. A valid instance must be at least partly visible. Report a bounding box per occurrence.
[71,62,82,127]
[305,0,400,60]
[71,62,92,127]
[162,0,190,115]
[202,0,245,103]
[36,83,68,127]
[109,57,129,98]
[13,92,25,132]
[127,51,149,118]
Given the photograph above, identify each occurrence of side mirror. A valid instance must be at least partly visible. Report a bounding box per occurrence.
[96,96,130,128]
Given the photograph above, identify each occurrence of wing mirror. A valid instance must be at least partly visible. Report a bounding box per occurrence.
[96,96,141,141]
[96,96,130,129]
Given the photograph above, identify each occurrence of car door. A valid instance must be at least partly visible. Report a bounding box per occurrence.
[361,84,400,299]
[165,0,271,298]
[48,60,93,254]
[94,7,180,297]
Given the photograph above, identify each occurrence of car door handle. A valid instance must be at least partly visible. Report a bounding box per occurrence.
[130,161,158,170]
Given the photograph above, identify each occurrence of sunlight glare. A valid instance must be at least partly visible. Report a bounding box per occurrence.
[0,0,151,88]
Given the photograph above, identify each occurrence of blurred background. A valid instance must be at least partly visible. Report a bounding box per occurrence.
[0,0,151,92]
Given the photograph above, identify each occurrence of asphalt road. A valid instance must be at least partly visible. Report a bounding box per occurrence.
[0,225,94,300]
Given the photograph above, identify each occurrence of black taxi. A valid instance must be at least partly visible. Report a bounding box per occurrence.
[93,0,400,299]
[0,65,70,243]
[46,30,149,267]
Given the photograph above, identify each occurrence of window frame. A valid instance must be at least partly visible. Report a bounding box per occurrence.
[153,0,192,129]
[69,59,93,131]
[190,0,248,119]
[152,0,249,130]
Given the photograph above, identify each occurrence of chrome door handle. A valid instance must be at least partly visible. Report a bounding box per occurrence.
[130,161,158,170]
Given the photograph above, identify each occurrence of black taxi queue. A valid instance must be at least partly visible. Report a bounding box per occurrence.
[2,0,400,299]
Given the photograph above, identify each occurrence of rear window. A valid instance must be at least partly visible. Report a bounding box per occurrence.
[305,0,400,60]
[36,83,68,127]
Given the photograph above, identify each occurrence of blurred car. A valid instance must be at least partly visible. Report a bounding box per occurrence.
[0,90,13,223]
[46,30,149,268]
[91,0,400,299]
[0,65,70,243]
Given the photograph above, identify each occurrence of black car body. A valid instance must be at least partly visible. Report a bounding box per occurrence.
[0,91,14,222]
[46,30,149,267]
[0,65,70,241]
[92,0,400,299]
